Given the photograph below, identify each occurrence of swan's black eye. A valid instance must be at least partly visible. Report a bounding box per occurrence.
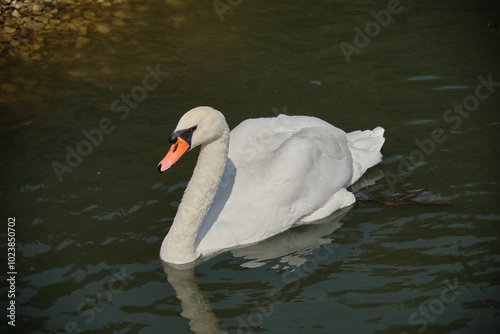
[190,126,197,132]
[169,133,178,144]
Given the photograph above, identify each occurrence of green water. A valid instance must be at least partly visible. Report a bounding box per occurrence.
[1,1,500,333]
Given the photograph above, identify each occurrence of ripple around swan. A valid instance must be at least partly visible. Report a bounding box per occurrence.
[404,119,435,126]
[407,75,440,81]
[20,183,47,193]
[433,85,469,90]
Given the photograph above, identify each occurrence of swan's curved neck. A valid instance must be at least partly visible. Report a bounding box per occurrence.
[161,128,229,264]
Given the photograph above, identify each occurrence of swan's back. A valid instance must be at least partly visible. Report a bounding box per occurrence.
[196,114,384,255]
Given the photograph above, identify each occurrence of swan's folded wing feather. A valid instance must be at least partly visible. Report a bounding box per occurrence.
[196,116,355,254]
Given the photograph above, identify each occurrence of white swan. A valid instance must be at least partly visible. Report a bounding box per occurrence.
[158,106,385,265]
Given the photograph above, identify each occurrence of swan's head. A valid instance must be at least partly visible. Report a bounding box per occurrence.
[158,106,227,172]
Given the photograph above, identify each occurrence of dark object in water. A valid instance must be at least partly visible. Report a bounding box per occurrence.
[488,21,499,33]
[354,189,451,206]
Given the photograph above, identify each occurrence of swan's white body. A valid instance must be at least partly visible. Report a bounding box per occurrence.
[159,107,385,265]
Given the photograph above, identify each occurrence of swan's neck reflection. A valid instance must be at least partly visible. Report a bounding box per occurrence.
[164,265,227,334]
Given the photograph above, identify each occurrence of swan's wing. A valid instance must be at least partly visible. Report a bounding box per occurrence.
[346,126,385,184]
[196,115,355,254]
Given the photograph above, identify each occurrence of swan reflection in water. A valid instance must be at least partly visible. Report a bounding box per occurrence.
[163,265,227,334]
[162,208,348,333]
[162,171,382,333]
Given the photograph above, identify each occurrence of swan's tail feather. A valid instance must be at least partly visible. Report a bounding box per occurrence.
[346,126,385,185]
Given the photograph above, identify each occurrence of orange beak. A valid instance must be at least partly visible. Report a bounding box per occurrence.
[158,137,190,173]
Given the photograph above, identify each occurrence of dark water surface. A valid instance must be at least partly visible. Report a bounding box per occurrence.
[1,1,500,333]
